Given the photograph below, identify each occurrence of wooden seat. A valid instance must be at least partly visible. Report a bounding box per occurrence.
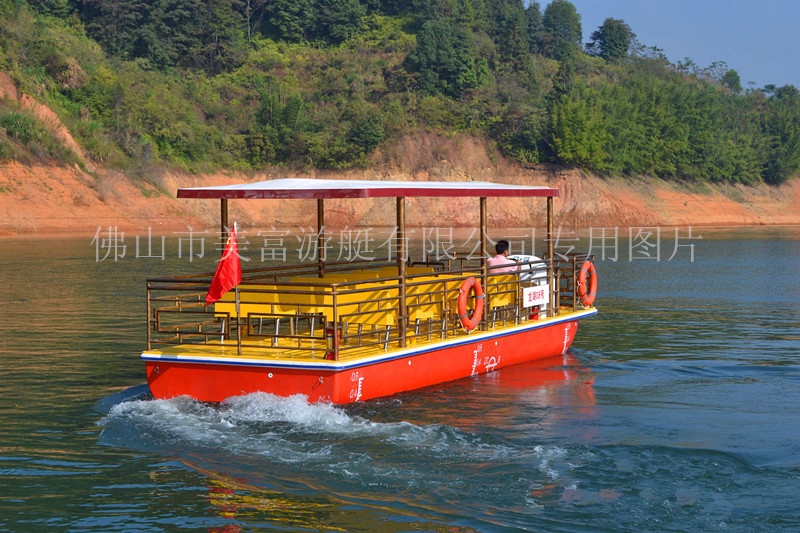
[406,276,446,323]
[487,274,517,309]
[328,279,400,350]
[380,266,435,276]
[214,284,297,341]
[486,274,518,325]
[321,272,383,281]
[405,275,447,340]
[214,284,292,317]
[286,278,398,322]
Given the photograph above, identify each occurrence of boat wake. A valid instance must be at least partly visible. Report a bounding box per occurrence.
[91,380,658,530]
[97,389,519,466]
[96,388,557,526]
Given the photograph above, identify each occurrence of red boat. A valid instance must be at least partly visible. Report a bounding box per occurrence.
[142,178,597,403]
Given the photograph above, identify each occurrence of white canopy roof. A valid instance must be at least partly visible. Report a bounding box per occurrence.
[177,178,558,199]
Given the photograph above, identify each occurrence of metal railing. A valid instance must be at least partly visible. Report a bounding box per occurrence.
[545,253,595,312]
[146,256,593,360]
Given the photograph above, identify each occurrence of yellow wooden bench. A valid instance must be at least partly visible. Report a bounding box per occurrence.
[486,274,517,308]
[284,276,399,348]
[380,266,436,276]
[406,275,446,321]
[214,283,293,317]
[486,273,518,325]
[214,283,298,339]
[286,277,398,323]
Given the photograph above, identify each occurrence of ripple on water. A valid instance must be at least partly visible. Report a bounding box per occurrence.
[94,387,800,532]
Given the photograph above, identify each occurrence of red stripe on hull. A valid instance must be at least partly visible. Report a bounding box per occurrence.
[146,320,579,404]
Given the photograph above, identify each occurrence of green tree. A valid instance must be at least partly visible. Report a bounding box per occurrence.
[190,0,246,73]
[247,85,307,165]
[720,69,742,93]
[585,17,634,62]
[9,0,800,183]
[347,103,384,155]
[79,0,150,60]
[407,19,487,97]
[313,0,366,43]
[242,0,269,40]
[762,85,800,184]
[134,0,199,69]
[79,0,245,72]
[452,0,488,32]
[525,1,543,53]
[489,0,527,67]
[26,0,72,18]
[410,0,450,22]
[549,84,608,169]
[267,0,313,41]
[541,0,581,61]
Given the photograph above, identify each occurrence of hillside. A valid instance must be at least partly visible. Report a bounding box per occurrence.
[2,129,798,236]
[3,1,800,186]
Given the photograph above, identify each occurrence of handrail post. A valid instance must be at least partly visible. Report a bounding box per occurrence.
[397,196,407,347]
[547,196,554,318]
[235,285,242,355]
[146,282,152,350]
[480,196,488,331]
[332,286,339,360]
[220,198,228,249]
[573,256,578,311]
[555,267,561,312]
[317,198,325,277]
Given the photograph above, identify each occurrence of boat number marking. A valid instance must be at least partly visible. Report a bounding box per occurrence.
[562,323,572,354]
[349,371,364,401]
[471,344,483,376]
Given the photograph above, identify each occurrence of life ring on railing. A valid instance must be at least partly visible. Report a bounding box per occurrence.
[457,277,484,331]
[577,261,598,307]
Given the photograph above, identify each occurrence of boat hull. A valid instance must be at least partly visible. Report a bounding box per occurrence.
[143,311,594,404]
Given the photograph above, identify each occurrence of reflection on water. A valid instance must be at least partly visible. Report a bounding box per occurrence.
[1,229,799,532]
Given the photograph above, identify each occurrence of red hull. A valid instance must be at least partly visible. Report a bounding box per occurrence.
[144,317,583,404]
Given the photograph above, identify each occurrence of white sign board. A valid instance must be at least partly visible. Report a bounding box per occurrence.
[522,284,549,308]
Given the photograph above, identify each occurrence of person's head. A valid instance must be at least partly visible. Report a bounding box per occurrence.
[495,240,510,256]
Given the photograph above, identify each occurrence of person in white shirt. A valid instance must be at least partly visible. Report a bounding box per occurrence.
[486,240,519,273]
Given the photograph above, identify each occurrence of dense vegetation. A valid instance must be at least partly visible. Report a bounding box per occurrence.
[1,0,799,185]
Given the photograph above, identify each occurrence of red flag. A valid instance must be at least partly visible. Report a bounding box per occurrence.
[205,223,242,305]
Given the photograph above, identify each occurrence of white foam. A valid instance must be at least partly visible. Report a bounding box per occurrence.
[532,444,569,481]
[220,392,355,430]
[98,392,521,473]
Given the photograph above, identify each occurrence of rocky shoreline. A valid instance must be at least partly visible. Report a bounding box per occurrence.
[1,159,798,237]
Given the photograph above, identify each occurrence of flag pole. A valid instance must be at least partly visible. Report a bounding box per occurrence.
[205,220,243,351]
[235,284,241,355]
[233,222,242,355]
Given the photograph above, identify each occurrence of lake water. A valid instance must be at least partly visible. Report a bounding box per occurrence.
[1,227,799,532]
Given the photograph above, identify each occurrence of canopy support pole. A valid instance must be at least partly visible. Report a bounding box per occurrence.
[397,197,407,348]
[547,196,554,317]
[480,197,488,331]
[317,198,325,277]
[220,198,229,247]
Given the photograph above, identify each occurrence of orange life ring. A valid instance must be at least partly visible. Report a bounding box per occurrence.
[457,277,484,331]
[577,261,598,307]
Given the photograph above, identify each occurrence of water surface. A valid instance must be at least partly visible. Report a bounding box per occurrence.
[1,227,798,532]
